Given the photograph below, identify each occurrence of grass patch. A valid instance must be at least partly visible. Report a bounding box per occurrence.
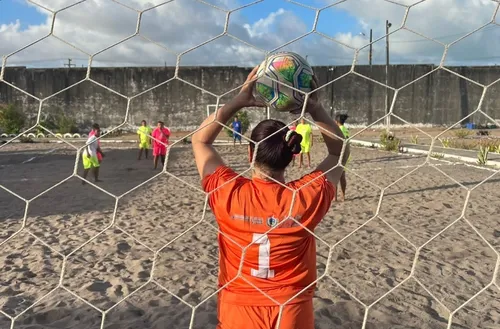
[379,130,401,152]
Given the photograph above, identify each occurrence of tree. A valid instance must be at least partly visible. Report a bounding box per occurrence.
[0,104,26,134]
[225,110,250,138]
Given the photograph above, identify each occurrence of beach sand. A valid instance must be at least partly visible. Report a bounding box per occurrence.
[0,141,499,329]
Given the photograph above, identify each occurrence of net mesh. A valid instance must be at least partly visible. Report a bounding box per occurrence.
[1,1,500,329]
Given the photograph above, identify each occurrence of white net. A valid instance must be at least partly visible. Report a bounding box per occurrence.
[1,1,500,329]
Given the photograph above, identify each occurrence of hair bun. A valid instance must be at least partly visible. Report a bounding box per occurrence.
[284,130,302,154]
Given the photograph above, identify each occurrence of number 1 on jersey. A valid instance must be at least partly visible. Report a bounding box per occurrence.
[251,233,275,279]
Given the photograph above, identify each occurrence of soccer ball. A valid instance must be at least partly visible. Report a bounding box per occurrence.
[253,52,314,112]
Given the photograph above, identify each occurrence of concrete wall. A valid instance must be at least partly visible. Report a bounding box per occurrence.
[1,65,499,132]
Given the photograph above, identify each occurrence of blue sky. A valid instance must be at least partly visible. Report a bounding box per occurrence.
[239,0,363,36]
[0,0,47,28]
[0,0,363,36]
[0,0,370,67]
[1,0,499,67]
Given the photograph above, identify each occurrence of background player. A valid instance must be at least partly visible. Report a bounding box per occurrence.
[137,120,152,160]
[295,118,313,168]
[191,67,349,329]
[82,123,104,184]
[88,125,103,164]
[335,113,350,202]
[231,116,242,146]
[151,120,170,170]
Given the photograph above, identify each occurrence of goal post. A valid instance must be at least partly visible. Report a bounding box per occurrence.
[207,104,270,120]
[206,104,225,117]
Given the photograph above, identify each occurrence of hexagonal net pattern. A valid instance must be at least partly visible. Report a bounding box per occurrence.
[1,1,500,329]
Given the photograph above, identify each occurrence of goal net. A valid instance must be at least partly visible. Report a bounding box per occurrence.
[0,1,499,329]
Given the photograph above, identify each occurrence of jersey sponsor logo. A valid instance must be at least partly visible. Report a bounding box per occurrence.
[251,218,263,225]
[231,214,263,225]
[231,214,302,228]
[266,217,278,228]
[231,214,245,221]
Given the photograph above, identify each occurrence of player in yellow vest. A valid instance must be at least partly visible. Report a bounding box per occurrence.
[137,120,153,160]
[295,118,313,168]
[335,114,350,202]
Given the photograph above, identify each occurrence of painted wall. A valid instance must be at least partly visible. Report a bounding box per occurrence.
[1,65,499,132]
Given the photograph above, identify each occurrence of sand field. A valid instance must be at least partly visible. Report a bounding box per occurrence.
[0,140,499,329]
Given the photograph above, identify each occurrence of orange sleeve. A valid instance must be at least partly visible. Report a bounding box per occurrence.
[201,166,245,222]
[201,166,240,193]
[290,171,335,229]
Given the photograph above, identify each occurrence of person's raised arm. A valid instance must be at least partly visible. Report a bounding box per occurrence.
[308,77,350,185]
[192,66,265,179]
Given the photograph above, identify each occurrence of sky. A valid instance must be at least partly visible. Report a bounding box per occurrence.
[0,0,499,68]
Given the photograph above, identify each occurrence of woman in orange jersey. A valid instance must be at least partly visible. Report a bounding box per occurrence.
[191,66,349,329]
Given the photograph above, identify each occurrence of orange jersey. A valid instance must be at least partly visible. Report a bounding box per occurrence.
[202,166,334,306]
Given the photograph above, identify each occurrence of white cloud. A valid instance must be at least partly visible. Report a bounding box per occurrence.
[243,8,286,38]
[0,0,499,68]
[329,0,500,65]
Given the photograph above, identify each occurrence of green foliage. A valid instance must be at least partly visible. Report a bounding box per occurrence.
[440,137,452,148]
[453,129,473,139]
[439,138,479,150]
[379,130,401,152]
[0,104,26,134]
[57,115,79,134]
[477,145,489,166]
[451,139,477,150]
[225,111,250,138]
[40,107,79,134]
[410,135,419,145]
[478,139,500,153]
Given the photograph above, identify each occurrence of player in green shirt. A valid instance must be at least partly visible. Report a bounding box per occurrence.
[335,114,350,202]
[295,118,313,169]
[137,120,153,160]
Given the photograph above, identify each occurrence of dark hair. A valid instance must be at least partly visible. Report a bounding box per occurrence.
[92,123,100,130]
[250,119,302,171]
[335,114,349,125]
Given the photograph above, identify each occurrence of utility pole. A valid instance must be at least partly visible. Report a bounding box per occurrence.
[64,58,75,69]
[385,20,392,130]
[369,28,373,66]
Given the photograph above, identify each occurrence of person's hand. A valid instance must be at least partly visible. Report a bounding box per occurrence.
[233,65,266,108]
[291,75,321,115]
[306,75,322,113]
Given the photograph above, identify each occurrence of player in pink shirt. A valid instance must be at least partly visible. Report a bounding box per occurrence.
[88,126,103,163]
[151,120,170,170]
